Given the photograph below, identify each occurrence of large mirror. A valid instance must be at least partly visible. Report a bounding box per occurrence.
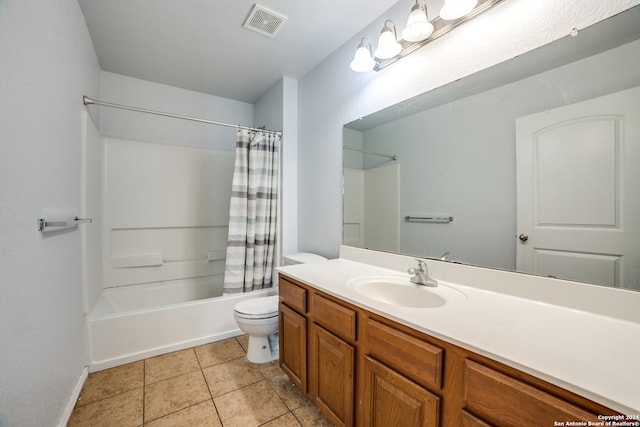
[343,6,640,291]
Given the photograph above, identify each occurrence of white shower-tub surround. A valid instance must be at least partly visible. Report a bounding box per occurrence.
[82,132,279,370]
[83,133,272,371]
[79,80,277,371]
[87,286,274,371]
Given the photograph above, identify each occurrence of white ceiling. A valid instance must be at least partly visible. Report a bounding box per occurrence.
[78,0,400,103]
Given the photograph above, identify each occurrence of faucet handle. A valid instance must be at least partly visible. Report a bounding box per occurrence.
[415,258,427,272]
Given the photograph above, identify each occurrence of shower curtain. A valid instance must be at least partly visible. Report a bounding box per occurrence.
[223,129,280,294]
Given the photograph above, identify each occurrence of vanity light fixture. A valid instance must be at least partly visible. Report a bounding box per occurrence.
[440,0,479,20]
[375,20,403,59]
[402,0,434,42]
[350,0,505,72]
[350,38,376,72]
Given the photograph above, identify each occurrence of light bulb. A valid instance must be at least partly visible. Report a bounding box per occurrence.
[440,0,478,20]
[375,21,402,59]
[350,39,375,72]
[402,0,434,42]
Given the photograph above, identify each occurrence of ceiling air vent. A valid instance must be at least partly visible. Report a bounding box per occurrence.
[243,4,288,38]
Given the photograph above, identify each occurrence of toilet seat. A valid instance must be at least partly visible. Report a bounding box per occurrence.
[234,295,279,320]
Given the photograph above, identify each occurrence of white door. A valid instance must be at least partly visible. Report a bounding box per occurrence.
[516,86,640,290]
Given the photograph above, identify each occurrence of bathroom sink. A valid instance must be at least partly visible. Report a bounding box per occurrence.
[347,275,466,308]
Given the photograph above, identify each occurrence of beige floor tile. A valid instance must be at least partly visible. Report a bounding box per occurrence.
[76,361,144,407]
[258,359,283,380]
[262,412,302,427]
[145,348,200,384]
[144,370,211,422]
[68,388,143,427]
[293,402,335,427]
[195,338,246,368]
[202,357,263,396]
[268,374,310,411]
[144,400,222,427]
[213,380,289,427]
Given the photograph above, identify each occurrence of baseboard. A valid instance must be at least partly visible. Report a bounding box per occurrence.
[58,366,88,427]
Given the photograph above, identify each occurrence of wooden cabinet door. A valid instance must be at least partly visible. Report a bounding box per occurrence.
[309,324,355,427]
[361,356,440,427]
[279,303,307,392]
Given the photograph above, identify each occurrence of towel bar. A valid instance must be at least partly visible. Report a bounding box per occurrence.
[404,215,453,223]
[38,217,92,232]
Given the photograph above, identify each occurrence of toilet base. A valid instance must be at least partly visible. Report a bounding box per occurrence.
[246,335,278,364]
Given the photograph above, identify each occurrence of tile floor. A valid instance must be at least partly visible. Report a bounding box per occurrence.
[69,336,334,427]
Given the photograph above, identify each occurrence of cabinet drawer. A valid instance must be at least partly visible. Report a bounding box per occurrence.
[365,319,443,389]
[279,276,307,313]
[312,294,357,341]
[463,360,601,425]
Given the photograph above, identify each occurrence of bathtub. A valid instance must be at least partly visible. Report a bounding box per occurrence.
[86,278,276,371]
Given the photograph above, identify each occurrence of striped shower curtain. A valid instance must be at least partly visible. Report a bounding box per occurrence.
[223,129,280,294]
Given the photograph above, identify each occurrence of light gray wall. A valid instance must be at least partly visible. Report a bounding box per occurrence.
[297,0,640,259]
[99,71,254,151]
[255,79,284,131]
[0,0,100,425]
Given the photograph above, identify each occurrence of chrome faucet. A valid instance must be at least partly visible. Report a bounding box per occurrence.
[407,259,438,287]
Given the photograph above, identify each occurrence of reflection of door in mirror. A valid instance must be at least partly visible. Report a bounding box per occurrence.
[343,164,400,253]
[516,85,640,290]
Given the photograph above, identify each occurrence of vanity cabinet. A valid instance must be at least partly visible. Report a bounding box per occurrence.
[278,273,619,426]
[279,276,356,427]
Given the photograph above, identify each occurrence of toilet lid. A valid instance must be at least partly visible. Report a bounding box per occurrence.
[234,295,279,319]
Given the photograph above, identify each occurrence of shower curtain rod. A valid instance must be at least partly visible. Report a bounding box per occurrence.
[83,96,282,136]
[344,145,398,161]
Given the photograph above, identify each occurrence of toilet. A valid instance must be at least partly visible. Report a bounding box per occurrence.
[233,252,327,363]
[234,295,280,363]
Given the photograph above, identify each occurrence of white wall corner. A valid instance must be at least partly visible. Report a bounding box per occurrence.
[282,76,299,257]
[57,366,89,427]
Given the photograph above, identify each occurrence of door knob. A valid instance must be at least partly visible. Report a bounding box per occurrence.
[518,234,529,242]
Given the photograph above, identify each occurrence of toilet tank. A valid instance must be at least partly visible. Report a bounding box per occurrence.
[281,252,327,266]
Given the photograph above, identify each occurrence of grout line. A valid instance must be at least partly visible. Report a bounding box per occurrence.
[209,377,269,399]
[209,396,224,426]
[142,358,146,425]
[143,398,215,425]
[73,386,145,409]
[193,344,204,370]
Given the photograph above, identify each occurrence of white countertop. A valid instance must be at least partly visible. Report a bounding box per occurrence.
[277,248,640,415]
